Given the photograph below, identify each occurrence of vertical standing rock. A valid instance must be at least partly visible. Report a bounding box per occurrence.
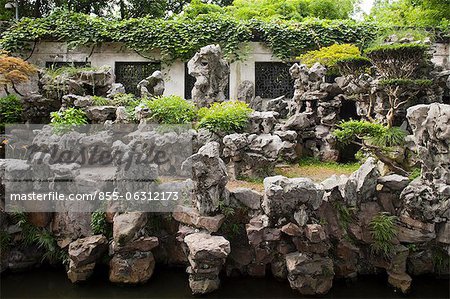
[109,212,159,284]
[67,235,108,283]
[137,70,165,98]
[187,44,229,107]
[182,142,228,215]
[184,232,231,295]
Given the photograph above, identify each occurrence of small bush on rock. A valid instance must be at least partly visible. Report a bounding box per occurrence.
[197,100,253,134]
[50,108,88,133]
[91,210,112,238]
[0,94,23,128]
[143,95,197,124]
[369,212,397,258]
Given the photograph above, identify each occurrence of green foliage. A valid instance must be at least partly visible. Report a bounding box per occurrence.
[369,0,450,28]
[111,93,139,107]
[197,100,252,134]
[0,10,379,62]
[369,212,397,258]
[297,157,361,172]
[50,108,88,133]
[91,210,112,238]
[335,56,372,76]
[365,43,429,57]
[91,96,110,106]
[432,245,450,274]
[45,65,99,79]
[334,120,406,147]
[0,230,11,251]
[142,95,197,124]
[202,0,358,21]
[0,95,23,126]
[409,167,421,180]
[13,212,67,263]
[365,43,430,79]
[299,44,361,67]
[368,28,432,48]
[219,200,235,217]
[334,201,355,230]
[378,79,433,87]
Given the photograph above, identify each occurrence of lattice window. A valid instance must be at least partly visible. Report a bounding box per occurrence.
[115,62,161,96]
[184,63,230,100]
[255,62,294,99]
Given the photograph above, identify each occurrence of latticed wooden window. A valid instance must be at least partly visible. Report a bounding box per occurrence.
[184,63,230,100]
[255,62,294,99]
[115,62,161,96]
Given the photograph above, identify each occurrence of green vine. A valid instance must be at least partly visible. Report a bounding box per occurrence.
[0,10,380,62]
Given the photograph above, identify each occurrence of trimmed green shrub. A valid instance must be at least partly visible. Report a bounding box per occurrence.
[365,43,429,78]
[335,56,372,76]
[198,100,253,134]
[142,95,197,124]
[0,95,23,126]
[334,120,406,147]
[91,96,110,106]
[369,212,397,258]
[299,44,361,68]
[50,108,88,133]
[378,78,433,87]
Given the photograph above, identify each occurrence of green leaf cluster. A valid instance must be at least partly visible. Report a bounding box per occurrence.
[335,56,372,76]
[378,78,433,87]
[142,95,197,124]
[369,212,397,258]
[0,95,23,127]
[298,43,361,67]
[198,100,253,134]
[0,10,380,62]
[13,212,67,263]
[50,107,88,133]
[91,210,112,238]
[185,0,358,22]
[334,120,406,147]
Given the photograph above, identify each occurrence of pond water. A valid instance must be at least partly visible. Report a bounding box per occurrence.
[1,267,449,299]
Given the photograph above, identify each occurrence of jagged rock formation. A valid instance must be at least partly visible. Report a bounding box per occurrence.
[109,212,159,284]
[184,232,230,294]
[137,70,165,98]
[400,103,450,222]
[67,235,108,283]
[187,44,229,107]
[182,142,228,215]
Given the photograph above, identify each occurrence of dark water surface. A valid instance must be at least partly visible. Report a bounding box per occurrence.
[1,267,449,299]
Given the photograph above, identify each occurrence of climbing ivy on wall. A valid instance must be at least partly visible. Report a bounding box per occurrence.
[0,10,381,62]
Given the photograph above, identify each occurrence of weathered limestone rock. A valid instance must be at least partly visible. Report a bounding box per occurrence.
[113,212,147,246]
[67,235,108,283]
[247,111,278,134]
[230,188,262,210]
[349,157,380,203]
[172,205,225,232]
[85,106,117,123]
[395,215,436,243]
[106,83,126,98]
[187,45,229,107]
[182,142,228,215]
[285,252,334,295]
[109,252,155,284]
[184,233,231,294]
[262,176,324,223]
[137,70,165,98]
[401,103,450,222]
[237,80,255,103]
